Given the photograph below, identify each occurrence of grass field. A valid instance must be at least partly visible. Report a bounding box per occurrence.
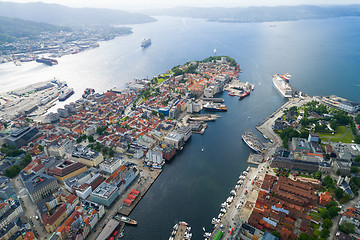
[317,125,354,143]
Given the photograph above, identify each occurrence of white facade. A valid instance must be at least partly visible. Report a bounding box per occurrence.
[75,186,92,199]
[99,157,123,174]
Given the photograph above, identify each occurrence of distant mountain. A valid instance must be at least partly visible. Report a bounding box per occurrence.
[144,5,360,22]
[0,16,70,43]
[0,1,157,27]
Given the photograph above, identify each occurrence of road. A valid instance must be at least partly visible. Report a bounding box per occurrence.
[11,175,50,240]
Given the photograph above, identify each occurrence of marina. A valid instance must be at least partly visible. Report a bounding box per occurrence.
[169,221,193,240]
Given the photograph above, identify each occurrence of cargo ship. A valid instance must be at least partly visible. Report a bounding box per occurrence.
[36,57,58,66]
[241,130,265,153]
[239,90,250,100]
[203,102,227,112]
[59,88,74,101]
[114,215,137,225]
[272,74,293,98]
[141,38,151,48]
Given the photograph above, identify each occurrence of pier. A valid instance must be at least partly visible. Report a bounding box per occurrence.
[118,169,162,216]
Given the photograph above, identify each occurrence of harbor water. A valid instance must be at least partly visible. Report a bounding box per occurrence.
[1,16,360,239]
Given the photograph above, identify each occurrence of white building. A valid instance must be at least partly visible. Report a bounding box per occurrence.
[163,132,185,149]
[99,157,123,175]
[145,150,164,166]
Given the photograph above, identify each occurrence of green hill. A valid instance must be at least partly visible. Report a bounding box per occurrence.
[0,16,71,43]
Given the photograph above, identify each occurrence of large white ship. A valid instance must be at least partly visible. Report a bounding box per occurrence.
[272,74,293,98]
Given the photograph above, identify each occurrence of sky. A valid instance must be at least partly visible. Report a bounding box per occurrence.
[4,0,360,10]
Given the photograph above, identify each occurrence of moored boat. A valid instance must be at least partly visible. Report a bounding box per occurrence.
[114,215,137,225]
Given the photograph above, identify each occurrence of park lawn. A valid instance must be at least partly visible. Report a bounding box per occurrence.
[318,125,354,143]
[318,207,327,214]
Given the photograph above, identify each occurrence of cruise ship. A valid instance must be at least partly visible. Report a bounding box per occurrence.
[141,38,151,48]
[272,74,293,98]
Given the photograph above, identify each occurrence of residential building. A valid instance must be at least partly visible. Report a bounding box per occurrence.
[0,198,24,229]
[0,177,15,200]
[319,192,332,206]
[55,200,105,240]
[37,191,79,233]
[24,173,58,203]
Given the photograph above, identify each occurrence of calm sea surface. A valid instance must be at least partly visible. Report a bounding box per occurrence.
[1,16,360,239]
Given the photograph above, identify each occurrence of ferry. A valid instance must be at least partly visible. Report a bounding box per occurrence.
[59,88,74,101]
[114,215,137,225]
[141,38,152,48]
[272,74,293,98]
[203,102,227,112]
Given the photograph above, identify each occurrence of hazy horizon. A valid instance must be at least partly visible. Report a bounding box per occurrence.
[2,0,360,11]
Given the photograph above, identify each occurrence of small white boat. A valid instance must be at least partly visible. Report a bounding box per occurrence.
[214,49,217,54]
[201,148,204,152]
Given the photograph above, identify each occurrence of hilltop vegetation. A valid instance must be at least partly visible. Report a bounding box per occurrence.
[0,1,156,27]
[0,16,71,43]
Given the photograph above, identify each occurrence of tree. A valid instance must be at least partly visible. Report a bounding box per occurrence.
[271,231,281,239]
[325,201,338,210]
[335,188,344,199]
[355,135,360,144]
[322,218,333,229]
[109,148,114,157]
[321,210,330,219]
[320,229,330,238]
[87,135,94,143]
[314,170,322,180]
[158,112,165,120]
[328,206,340,218]
[355,155,360,163]
[102,147,108,155]
[38,145,44,151]
[297,233,313,240]
[351,166,359,174]
[330,119,337,130]
[339,222,355,234]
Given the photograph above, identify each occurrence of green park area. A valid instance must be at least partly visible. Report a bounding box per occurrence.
[317,125,354,143]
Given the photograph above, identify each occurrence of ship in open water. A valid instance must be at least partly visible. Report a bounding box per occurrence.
[272,74,293,98]
[141,38,151,48]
